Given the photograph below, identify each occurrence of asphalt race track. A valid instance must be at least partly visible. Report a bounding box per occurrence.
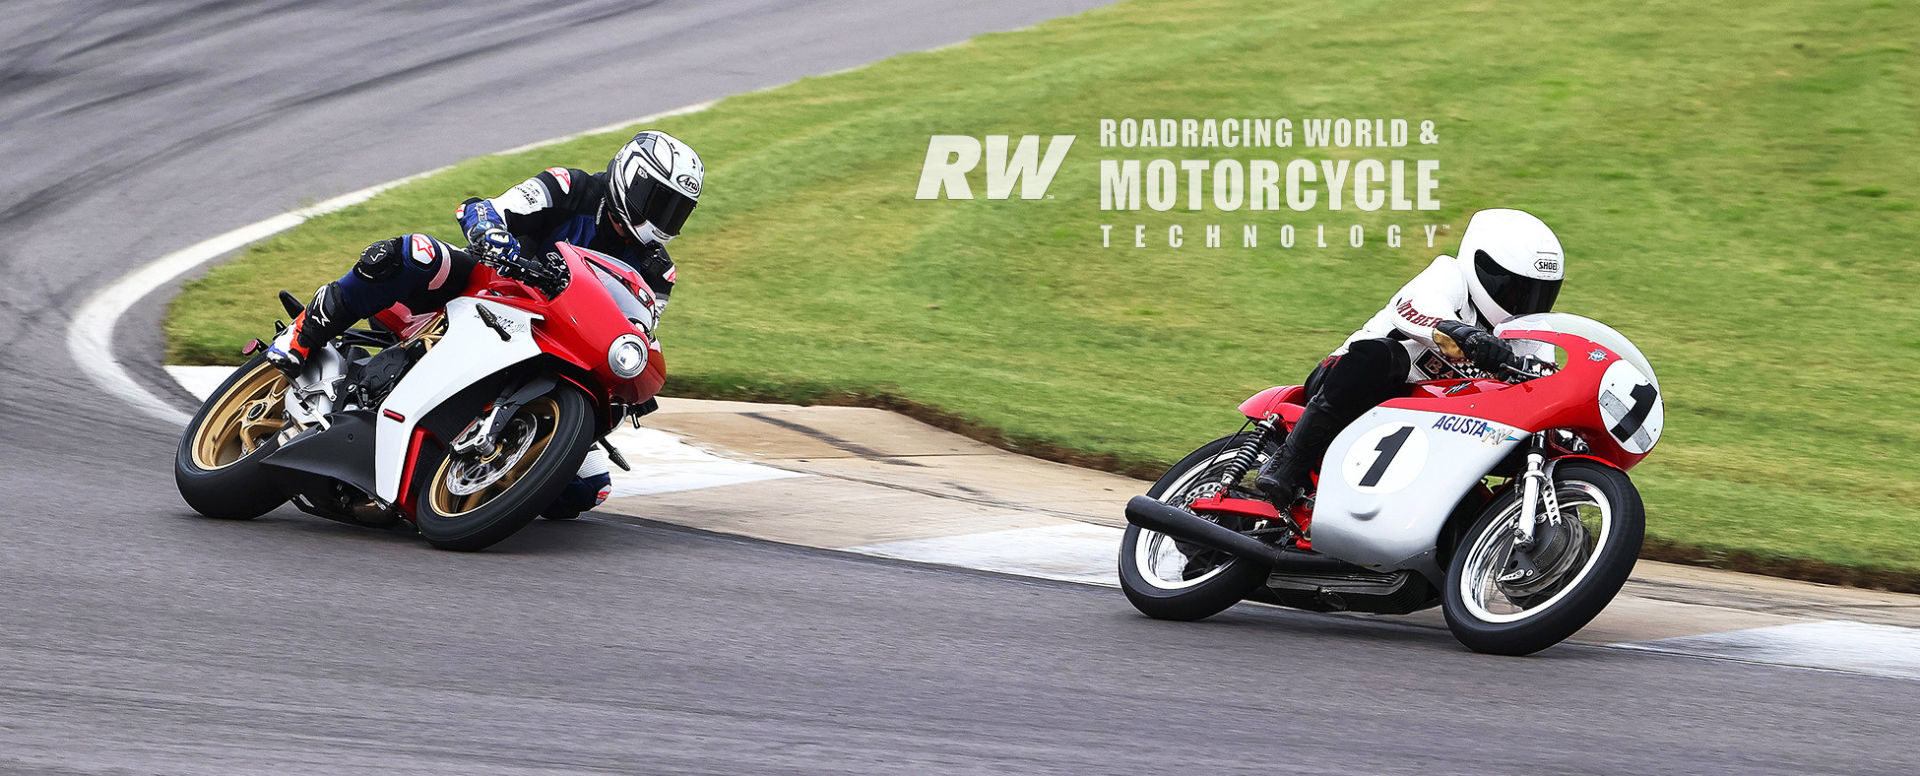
[1,3,1915,774]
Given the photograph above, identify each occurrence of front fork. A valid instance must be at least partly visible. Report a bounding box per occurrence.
[1514,432,1563,550]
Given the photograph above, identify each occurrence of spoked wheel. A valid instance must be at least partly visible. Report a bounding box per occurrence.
[1443,460,1644,655]
[174,354,292,519]
[414,385,595,551]
[1119,434,1276,621]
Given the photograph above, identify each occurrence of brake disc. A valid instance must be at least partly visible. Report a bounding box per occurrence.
[445,416,537,495]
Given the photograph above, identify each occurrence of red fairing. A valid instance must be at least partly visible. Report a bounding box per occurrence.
[1240,385,1306,421]
[1380,329,1651,471]
[445,242,668,430]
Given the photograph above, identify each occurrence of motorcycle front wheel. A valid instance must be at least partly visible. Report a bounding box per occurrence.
[413,383,596,551]
[1442,460,1644,655]
[174,354,291,520]
[1119,434,1274,621]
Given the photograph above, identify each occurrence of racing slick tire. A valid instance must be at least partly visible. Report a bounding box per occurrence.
[174,354,292,520]
[1120,434,1273,621]
[414,383,596,551]
[1443,460,1645,655]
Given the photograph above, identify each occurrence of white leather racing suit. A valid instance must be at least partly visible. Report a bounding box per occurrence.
[1330,254,1544,382]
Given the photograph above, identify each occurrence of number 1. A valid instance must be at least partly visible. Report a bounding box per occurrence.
[1359,426,1414,487]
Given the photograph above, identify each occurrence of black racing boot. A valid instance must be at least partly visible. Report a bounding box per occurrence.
[1254,394,1343,508]
[265,284,353,378]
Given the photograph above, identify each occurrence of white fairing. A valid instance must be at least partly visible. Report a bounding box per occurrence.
[373,298,544,501]
[1312,406,1527,580]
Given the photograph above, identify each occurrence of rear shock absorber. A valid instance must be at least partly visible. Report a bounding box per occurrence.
[1215,416,1280,489]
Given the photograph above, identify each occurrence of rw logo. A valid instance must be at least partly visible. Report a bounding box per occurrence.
[914,135,1075,200]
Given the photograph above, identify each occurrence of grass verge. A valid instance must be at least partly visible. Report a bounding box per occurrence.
[169,0,1920,586]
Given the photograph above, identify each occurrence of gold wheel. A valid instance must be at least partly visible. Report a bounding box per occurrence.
[190,361,289,470]
[427,397,561,517]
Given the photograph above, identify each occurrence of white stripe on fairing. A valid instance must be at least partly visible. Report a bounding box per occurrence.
[73,102,714,427]
[845,523,1125,587]
[161,365,804,499]
[1615,620,1920,681]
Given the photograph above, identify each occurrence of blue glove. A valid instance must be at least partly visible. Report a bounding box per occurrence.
[457,198,519,263]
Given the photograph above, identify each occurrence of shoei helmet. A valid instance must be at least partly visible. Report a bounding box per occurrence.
[606,130,703,246]
[1458,208,1564,324]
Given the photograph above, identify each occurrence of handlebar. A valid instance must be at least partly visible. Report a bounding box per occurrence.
[470,241,569,296]
[1498,356,1559,383]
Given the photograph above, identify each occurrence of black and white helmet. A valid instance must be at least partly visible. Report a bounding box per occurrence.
[1458,208,1564,325]
[606,130,703,246]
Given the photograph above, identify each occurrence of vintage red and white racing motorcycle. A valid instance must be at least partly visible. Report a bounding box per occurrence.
[1120,313,1664,654]
[174,241,665,551]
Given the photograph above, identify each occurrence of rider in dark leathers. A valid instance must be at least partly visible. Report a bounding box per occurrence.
[265,130,705,518]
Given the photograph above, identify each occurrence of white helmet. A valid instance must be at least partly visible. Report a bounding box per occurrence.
[606,130,703,245]
[1457,208,1564,324]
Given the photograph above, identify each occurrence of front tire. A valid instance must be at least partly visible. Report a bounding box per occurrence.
[413,384,596,551]
[1119,434,1273,621]
[174,355,292,520]
[1442,460,1644,655]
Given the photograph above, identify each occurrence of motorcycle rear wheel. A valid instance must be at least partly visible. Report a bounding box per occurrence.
[1442,460,1644,655]
[413,384,596,551]
[1119,434,1273,621]
[174,354,292,520]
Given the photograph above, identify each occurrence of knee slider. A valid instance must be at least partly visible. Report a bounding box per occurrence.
[353,238,406,282]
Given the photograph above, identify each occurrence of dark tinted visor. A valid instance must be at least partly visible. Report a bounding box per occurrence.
[626,177,697,236]
[1474,249,1561,316]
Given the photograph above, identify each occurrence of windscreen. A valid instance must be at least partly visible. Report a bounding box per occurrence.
[1496,313,1658,389]
[591,264,659,333]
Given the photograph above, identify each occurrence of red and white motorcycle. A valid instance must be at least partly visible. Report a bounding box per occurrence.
[174,242,666,551]
[1120,314,1664,654]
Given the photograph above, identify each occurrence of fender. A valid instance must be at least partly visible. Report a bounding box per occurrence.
[1239,385,1306,421]
[1545,453,1624,477]
[373,297,545,502]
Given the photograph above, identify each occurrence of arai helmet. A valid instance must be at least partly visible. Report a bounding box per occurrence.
[606,130,703,246]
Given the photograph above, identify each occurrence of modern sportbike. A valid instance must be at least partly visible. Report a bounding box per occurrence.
[1119,314,1664,654]
[175,242,665,551]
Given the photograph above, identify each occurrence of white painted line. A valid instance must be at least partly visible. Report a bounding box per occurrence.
[1616,620,1920,681]
[845,522,1123,587]
[164,364,236,405]
[163,364,804,499]
[600,426,804,498]
[75,102,714,427]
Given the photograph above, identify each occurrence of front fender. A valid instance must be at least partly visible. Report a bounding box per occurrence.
[374,298,544,502]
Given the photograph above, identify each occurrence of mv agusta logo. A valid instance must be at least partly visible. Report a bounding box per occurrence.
[1431,414,1519,445]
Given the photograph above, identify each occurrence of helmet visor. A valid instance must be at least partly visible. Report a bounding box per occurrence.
[1474,249,1561,316]
[619,176,697,237]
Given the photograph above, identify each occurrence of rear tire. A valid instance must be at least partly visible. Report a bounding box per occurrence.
[1442,461,1644,655]
[174,355,291,520]
[413,384,595,551]
[1119,434,1273,621]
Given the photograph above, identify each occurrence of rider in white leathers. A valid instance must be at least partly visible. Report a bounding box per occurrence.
[1255,208,1567,506]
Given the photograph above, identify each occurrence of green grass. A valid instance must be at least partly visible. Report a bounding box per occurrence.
[170,0,1920,576]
